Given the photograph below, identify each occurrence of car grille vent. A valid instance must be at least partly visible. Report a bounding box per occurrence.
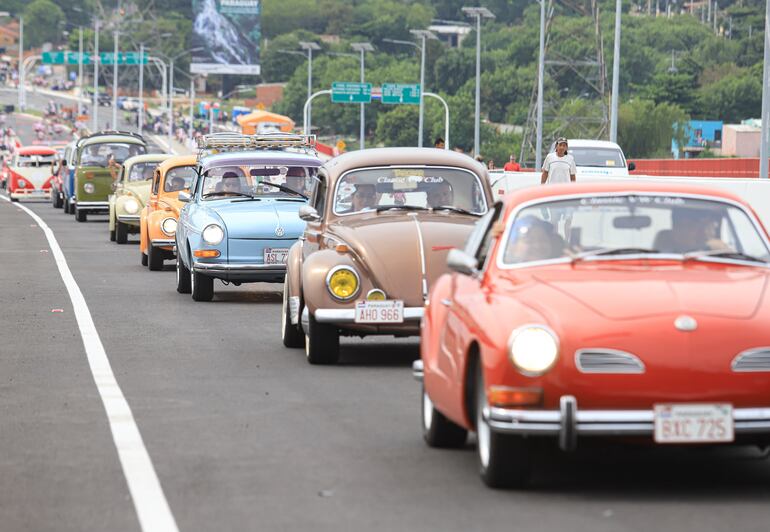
[732,349,770,372]
[575,349,645,374]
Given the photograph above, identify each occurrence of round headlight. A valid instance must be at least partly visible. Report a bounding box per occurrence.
[508,325,559,376]
[366,289,386,301]
[124,198,139,214]
[202,224,224,245]
[83,182,95,194]
[326,266,360,300]
[161,217,177,236]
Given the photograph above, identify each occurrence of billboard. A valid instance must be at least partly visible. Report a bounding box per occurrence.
[191,0,261,75]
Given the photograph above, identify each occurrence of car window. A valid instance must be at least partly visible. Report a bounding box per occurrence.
[164,165,196,192]
[333,166,487,216]
[568,147,625,168]
[17,154,56,167]
[79,142,147,167]
[200,164,313,199]
[127,162,161,182]
[312,173,328,216]
[152,170,161,195]
[463,203,501,268]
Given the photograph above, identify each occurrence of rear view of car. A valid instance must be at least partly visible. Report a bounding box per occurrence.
[7,147,57,202]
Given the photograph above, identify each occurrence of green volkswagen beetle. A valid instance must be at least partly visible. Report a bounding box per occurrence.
[108,153,172,243]
[72,131,148,222]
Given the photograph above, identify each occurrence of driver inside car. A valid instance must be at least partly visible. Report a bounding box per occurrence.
[654,208,729,254]
[216,171,243,194]
[350,183,377,212]
[426,180,454,208]
[504,215,567,263]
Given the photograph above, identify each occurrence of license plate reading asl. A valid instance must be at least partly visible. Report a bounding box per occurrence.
[263,247,289,265]
[355,300,404,323]
[653,403,734,444]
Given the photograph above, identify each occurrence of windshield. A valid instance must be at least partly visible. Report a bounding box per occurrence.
[164,165,196,192]
[200,164,316,200]
[17,154,56,167]
[127,162,160,182]
[333,166,487,216]
[500,195,770,266]
[79,142,146,167]
[569,147,625,168]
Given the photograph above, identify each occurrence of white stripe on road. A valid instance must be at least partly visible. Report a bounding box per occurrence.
[1,195,179,532]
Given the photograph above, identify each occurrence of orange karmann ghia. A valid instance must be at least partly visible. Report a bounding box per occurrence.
[139,155,197,270]
[416,181,770,488]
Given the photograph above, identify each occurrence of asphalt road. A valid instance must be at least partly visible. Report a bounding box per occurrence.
[1,124,770,531]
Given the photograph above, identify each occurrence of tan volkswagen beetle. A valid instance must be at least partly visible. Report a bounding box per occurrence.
[282,147,494,364]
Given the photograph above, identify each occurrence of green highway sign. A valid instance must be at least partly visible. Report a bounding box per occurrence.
[42,51,93,65]
[382,83,421,105]
[331,82,372,104]
[99,52,148,65]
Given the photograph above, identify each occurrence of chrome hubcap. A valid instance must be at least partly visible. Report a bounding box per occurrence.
[422,389,434,431]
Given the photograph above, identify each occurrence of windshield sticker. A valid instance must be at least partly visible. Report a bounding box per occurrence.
[605,160,616,166]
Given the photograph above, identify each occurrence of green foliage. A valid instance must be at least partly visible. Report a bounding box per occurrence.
[23,0,65,48]
[617,99,689,158]
[696,64,762,122]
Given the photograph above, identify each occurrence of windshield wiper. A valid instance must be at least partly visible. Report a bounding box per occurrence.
[203,191,254,199]
[375,204,431,212]
[571,247,662,262]
[684,250,768,264]
[431,205,478,216]
[257,181,308,199]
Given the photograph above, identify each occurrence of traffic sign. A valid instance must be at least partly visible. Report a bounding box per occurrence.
[99,52,148,65]
[42,51,93,65]
[331,82,372,104]
[382,83,421,105]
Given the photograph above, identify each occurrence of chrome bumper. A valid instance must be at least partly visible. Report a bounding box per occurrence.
[486,396,770,451]
[301,306,424,330]
[192,261,286,275]
[76,201,109,213]
[116,214,141,222]
[10,189,50,198]
[151,239,176,248]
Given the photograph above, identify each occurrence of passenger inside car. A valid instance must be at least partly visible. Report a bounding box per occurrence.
[167,176,186,192]
[654,208,729,253]
[504,215,567,263]
[426,180,454,208]
[349,183,377,212]
[285,166,309,196]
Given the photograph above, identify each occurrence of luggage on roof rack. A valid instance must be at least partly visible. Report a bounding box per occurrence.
[196,132,316,158]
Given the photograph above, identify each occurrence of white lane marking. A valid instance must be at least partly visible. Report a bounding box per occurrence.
[1,195,179,532]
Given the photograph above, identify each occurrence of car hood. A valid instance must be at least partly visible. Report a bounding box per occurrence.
[122,181,151,203]
[205,199,306,239]
[509,263,769,321]
[328,211,477,302]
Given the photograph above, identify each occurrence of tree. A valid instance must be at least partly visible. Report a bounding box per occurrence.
[617,99,689,159]
[23,0,65,48]
[697,66,762,123]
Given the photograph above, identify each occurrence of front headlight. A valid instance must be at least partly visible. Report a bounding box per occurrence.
[202,224,224,245]
[161,217,177,236]
[326,266,360,300]
[508,325,560,376]
[124,198,139,214]
[83,182,95,194]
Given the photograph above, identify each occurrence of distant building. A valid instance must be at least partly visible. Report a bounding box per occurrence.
[428,22,471,48]
[0,21,20,53]
[671,120,723,159]
[722,124,761,157]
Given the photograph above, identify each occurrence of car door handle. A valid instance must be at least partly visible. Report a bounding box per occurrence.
[441,299,452,307]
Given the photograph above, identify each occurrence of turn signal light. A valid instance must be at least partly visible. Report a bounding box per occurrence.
[335,244,350,253]
[193,249,220,258]
[487,386,543,407]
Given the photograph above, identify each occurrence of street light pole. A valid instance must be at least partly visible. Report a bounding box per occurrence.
[536,0,545,170]
[409,30,438,148]
[17,16,23,111]
[77,27,83,118]
[189,77,195,140]
[463,6,495,157]
[168,58,174,148]
[351,42,374,150]
[112,30,118,129]
[93,19,99,132]
[138,43,144,133]
[609,0,622,143]
[299,41,321,136]
[759,0,770,178]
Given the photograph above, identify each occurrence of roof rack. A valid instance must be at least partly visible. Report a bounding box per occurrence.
[77,130,146,145]
[196,132,317,159]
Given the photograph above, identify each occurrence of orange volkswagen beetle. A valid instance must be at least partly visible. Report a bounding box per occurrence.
[417,181,770,488]
[139,155,197,270]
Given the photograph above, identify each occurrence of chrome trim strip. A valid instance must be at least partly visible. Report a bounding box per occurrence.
[76,201,110,207]
[575,348,646,374]
[412,216,429,301]
[732,348,770,372]
[116,214,141,222]
[192,261,287,273]
[314,307,424,323]
[150,239,176,247]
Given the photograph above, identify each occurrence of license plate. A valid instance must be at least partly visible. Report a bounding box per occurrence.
[653,403,734,443]
[263,247,289,265]
[355,300,404,323]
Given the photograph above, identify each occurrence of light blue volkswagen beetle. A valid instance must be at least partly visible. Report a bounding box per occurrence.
[175,134,322,301]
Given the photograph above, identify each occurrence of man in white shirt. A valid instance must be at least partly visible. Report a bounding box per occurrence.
[541,137,576,184]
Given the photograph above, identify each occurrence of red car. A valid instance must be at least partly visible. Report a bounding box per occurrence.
[417,181,770,488]
[6,146,57,201]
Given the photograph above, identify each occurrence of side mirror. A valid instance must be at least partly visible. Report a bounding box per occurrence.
[447,248,479,276]
[298,205,320,222]
[628,161,636,171]
[178,191,191,203]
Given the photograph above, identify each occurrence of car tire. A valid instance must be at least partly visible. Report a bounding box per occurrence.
[141,252,148,267]
[10,196,18,202]
[63,198,70,214]
[305,313,340,365]
[115,221,128,244]
[110,228,116,241]
[176,254,191,293]
[191,271,214,301]
[148,245,163,271]
[422,385,468,448]
[475,364,531,489]
[52,191,62,209]
[281,277,305,348]
[75,208,87,222]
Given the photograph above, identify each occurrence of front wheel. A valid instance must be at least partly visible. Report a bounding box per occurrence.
[141,252,148,267]
[147,244,164,271]
[422,385,467,448]
[10,195,18,202]
[281,276,304,348]
[176,254,191,293]
[305,313,339,365]
[63,198,70,214]
[75,208,87,222]
[191,271,214,301]
[115,221,128,244]
[475,364,531,489]
[52,191,62,209]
